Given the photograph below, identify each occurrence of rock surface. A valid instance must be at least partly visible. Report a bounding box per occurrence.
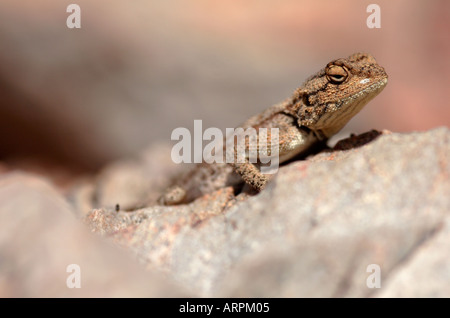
[0,173,188,297]
[83,127,449,297]
[1,127,449,297]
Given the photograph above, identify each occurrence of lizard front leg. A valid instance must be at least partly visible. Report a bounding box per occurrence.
[229,161,269,191]
[229,113,318,191]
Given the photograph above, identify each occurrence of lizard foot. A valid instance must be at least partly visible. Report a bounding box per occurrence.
[158,185,187,206]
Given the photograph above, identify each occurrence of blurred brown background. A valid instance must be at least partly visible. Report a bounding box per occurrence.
[0,0,448,185]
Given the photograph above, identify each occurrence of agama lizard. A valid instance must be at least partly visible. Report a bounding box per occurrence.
[159,53,388,205]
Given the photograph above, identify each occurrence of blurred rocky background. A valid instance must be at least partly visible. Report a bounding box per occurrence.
[0,0,449,184]
[0,0,449,297]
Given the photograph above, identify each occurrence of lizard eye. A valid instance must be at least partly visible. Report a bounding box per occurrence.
[326,65,348,84]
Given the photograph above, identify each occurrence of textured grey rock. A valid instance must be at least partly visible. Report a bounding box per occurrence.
[0,172,188,297]
[83,127,450,297]
[85,187,234,271]
[6,128,445,296]
[376,218,450,297]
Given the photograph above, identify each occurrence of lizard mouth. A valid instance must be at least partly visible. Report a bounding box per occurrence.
[315,76,388,137]
[334,76,388,114]
[343,77,388,106]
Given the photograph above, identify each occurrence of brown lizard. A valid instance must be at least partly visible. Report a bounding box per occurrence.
[159,53,388,205]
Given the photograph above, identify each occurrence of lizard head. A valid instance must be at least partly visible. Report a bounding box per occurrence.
[291,53,388,138]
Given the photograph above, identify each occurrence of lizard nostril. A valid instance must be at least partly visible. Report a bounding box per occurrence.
[302,94,311,106]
